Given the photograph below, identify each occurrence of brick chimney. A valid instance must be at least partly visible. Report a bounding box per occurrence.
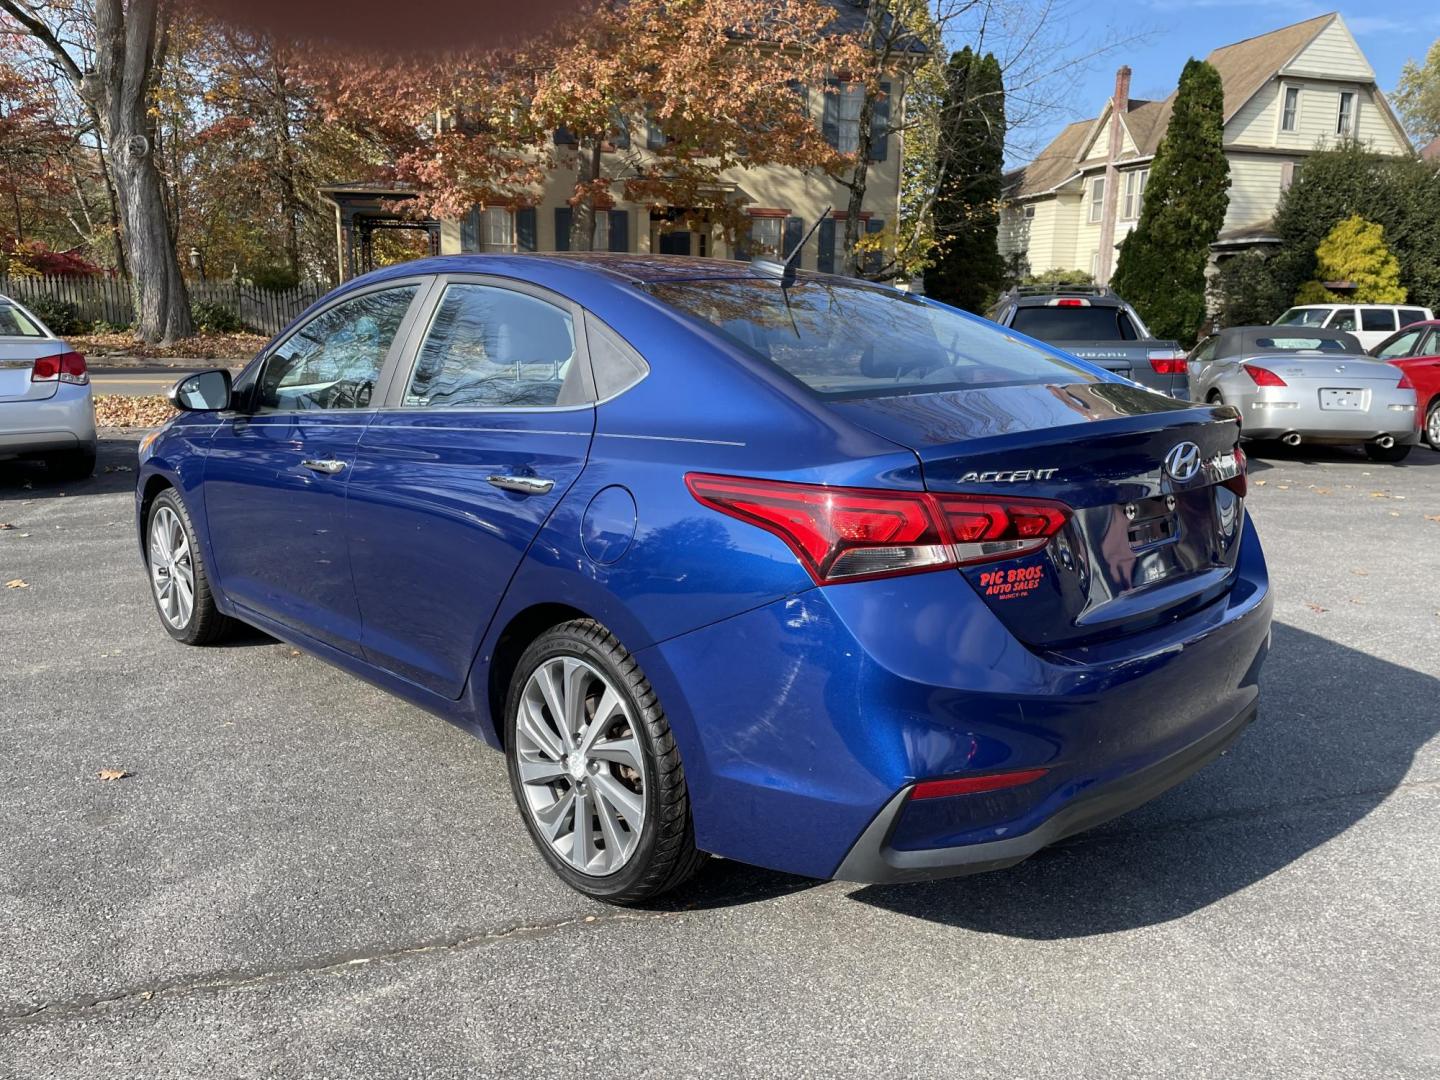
[1114,65,1132,113]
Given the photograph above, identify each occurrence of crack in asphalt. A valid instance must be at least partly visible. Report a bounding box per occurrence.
[0,907,683,1028]
[4,774,1435,1028]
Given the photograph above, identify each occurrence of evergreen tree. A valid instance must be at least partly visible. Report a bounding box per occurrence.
[1110,58,1229,345]
[926,47,1006,313]
[1295,214,1407,303]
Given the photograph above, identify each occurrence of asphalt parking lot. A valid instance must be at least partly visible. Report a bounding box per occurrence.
[2,432,1438,1079]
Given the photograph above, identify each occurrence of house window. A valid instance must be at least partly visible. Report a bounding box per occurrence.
[1281,161,1301,191]
[1023,205,1036,220]
[1121,169,1148,220]
[1089,177,1105,223]
[1336,91,1355,136]
[593,211,610,251]
[1281,86,1300,133]
[833,82,865,155]
[749,216,784,257]
[481,207,515,252]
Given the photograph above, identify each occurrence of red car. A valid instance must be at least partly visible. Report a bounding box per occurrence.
[1373,320,1440,448]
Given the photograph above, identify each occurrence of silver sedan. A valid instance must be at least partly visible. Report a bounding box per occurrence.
[1188,326,1419,463]
[0,295,96,479]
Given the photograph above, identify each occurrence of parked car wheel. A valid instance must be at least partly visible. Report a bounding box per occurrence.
[44,448,95,482]
[146,489,236,645]
[1425,400,1440,448]
[1363,441,1412,464]
[505,619,704,904]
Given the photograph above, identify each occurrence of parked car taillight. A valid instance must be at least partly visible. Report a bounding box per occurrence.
[1148,350,1187,374]
[1221,446,1247,499]
[685,473,1072,584]
[1242,363,1286,387]
[31,351,88,386]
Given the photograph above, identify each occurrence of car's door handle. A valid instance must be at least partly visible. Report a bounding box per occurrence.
[487,473,555,495]
[301,459,347,475]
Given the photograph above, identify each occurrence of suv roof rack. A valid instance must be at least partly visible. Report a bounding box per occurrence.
[1007,284,1114,298]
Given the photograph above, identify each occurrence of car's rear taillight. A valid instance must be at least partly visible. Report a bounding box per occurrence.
[1049,298,1089,308]
[1397,371,1415,391]
[31,351,88,385]
[1221,446,1247,498]
[685,474,1072,584]
[1242,363,1286,387]
[1148,350,1187,375]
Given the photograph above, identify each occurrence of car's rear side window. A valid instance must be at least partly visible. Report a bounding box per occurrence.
[0,303,45,337]
[1360,309,1396,333]
[645,279,1091,399]
[1253,336,1351,353]
[1008,305,1139,342]
[1399,309,1429,328]
[1276,308,1329,326]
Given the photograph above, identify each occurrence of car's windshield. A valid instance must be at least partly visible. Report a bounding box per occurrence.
[1252,336,1353,353]
[645,278,1094,398]
[1275,307,1330,327]
[1009,305,1140,342]
[0,302,47,338]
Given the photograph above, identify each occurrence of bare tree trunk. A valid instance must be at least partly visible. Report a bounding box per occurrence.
[568,141,603,251]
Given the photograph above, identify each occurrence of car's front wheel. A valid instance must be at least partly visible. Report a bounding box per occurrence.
[1425,399,1440,448]
[505,619,704,904]
[146,489,235,645]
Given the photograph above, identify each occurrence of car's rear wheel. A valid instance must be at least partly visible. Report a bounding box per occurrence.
[1363,440,1412,463]
[45,448,95,482]
[505,619,704,904]
[1425,399,1440,448]
[146,489,235,645]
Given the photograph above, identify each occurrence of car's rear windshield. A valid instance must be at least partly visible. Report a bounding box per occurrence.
[1275,307,1329,327]
[1008,304,1140,342]
[0,302,46,338]
[644,279,1093,399]
[1253,336,1351,352]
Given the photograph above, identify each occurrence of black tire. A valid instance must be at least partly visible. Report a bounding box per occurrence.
[1425,400,1440,449]
[1363,441,1412,463]
[505,619,704,904]
[145,488,237,645]
[45,448,95,482]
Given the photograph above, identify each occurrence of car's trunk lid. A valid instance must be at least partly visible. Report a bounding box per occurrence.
[0,341,63,403]
[832,381,1246,649]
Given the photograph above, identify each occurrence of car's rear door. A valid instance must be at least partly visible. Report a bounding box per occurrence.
[345,276,596,697]
[202,280,428,653]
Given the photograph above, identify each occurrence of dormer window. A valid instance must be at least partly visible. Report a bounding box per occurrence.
[1336,91,1355,136]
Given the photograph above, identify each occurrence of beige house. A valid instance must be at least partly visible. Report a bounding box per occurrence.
[999,13,1412,282]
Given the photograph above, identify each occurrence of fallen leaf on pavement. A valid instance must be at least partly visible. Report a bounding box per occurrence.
[96,769,129,781]
[1370,491,1390,498]
[0,523,13,530]
[1426,515,1440,523]
[1389,511,1401,517]
[1305,602,1329,613]
[5,579,28,589]
[93,394,177,429]
[1312,487,1331,495]
[1351,568,1370,576]
[1253,480,1266,486]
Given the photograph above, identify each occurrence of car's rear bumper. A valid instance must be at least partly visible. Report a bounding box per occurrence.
[832,700,1256,883]
[0,383,96,458]
[1237,386,1419,442]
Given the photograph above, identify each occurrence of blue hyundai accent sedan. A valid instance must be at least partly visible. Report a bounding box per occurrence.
[136,254,1271,903]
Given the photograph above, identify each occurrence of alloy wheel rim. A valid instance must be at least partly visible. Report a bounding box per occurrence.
[149,506,194,629]
[1428,406,1440,445]
[514,656,647,877]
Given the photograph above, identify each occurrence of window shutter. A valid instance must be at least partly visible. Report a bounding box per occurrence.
[868,82,890,162]
[865,217,884,274]
[608,209,629,252]
[818,218,836,274]
[733,223,752,262]
[822,79,840,148]
[554,207,573,251]
[783,217,805,263]
[516,208,537,252]
[460,207,481,253]
[554,126,577,145]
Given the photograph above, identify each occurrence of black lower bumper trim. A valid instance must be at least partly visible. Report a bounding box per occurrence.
[831,702,1257,884]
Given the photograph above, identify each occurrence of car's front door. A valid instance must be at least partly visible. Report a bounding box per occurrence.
[203,282,426,652]
[346,278,596,697]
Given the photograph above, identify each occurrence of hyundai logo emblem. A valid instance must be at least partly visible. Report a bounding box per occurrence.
[1164,441,1203,483]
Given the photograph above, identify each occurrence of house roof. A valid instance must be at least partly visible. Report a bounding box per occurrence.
[1006,13,1342,199]
[1422,137,1440,162]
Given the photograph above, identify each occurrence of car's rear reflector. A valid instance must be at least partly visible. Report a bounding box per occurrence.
[910,768,1050,800]
[1048,298,1089,308]
[1148,350,1187,374]
[31,351,88,385]
[685,474,1071,584]
[1242,363,1286,387]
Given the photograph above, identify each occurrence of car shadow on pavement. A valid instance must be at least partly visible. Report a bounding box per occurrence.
[847,622,1438,938]
[0,431,142,500]
[1245,440,1440,469]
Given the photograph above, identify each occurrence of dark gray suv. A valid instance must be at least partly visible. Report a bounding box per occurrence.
[986,285,1188,398]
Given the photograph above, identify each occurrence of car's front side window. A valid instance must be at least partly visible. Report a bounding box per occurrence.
[257,286,418,411]
[1376,329,1422,359]
[1327,309,1358,332]
[1190,337,1217,364]
[403,283,586,409]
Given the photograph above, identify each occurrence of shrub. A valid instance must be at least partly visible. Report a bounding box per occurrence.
[247,264,301,292]
[1024,268,1094,287]
[1295,214,1406,304]
[1211,251,1291,327]
[25,296,85,336]
[190,300,244,334]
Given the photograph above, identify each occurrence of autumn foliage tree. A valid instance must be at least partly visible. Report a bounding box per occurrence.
[313,0,859,252]
[1295,214,1407,304]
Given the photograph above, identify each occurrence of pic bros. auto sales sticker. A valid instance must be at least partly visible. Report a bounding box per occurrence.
[978,564,1044,600]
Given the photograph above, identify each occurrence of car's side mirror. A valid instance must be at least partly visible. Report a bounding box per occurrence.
[169,368,232,412]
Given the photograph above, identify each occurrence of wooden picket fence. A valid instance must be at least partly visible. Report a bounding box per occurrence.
[0,274,326,336]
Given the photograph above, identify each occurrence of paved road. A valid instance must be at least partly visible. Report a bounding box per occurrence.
[2,435,1438,1078]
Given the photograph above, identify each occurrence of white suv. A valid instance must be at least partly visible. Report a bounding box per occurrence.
[1275,304,1435,352]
